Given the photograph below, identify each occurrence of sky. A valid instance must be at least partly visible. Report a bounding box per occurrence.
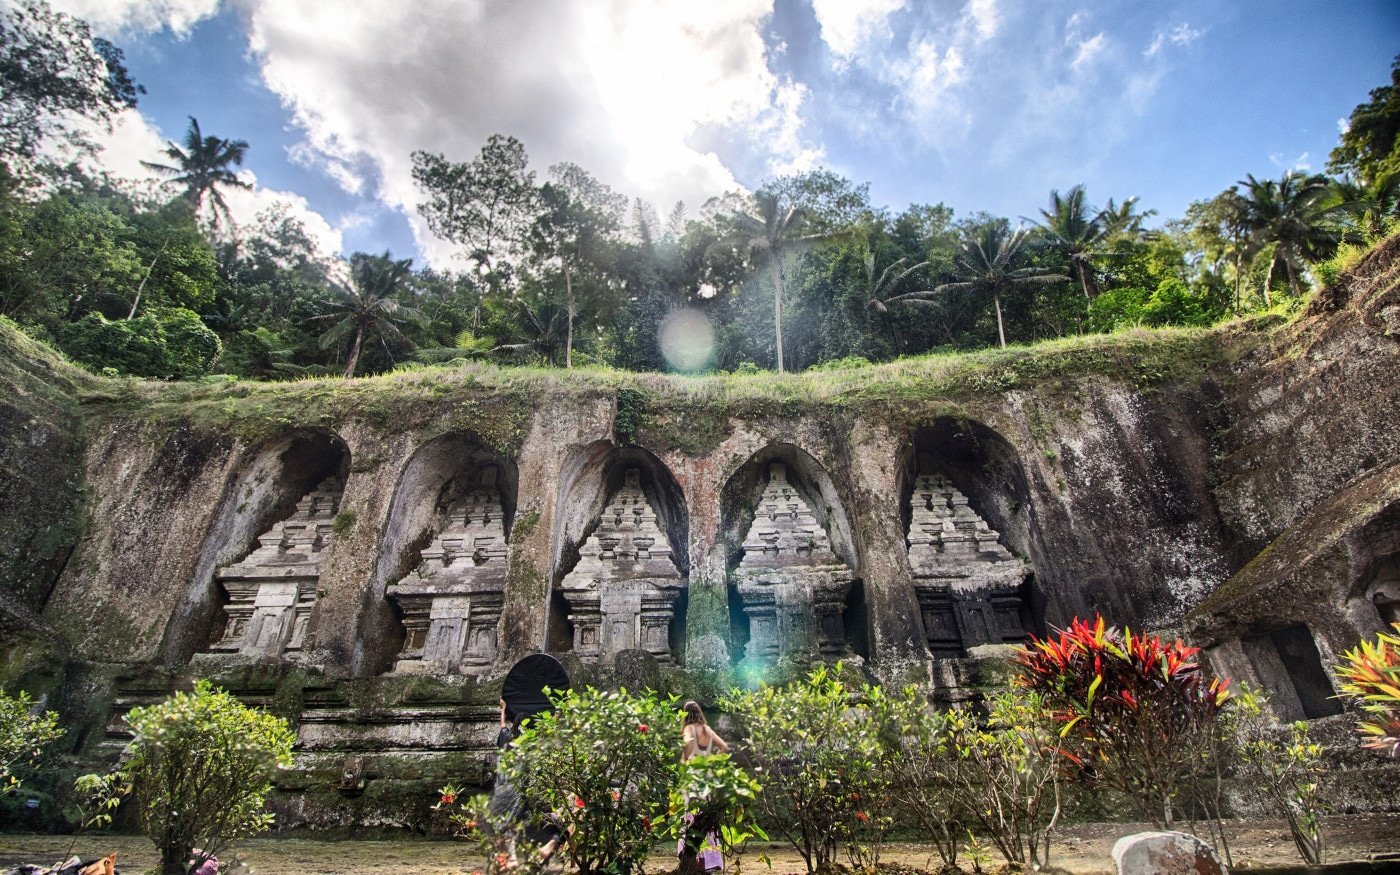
[39,0,1400,268]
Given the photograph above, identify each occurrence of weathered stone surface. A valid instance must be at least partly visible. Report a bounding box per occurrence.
[558,468,685,662]
[387,466,508,674]
[208,477,344,658]
[908,459,1030,656]
[1111,830,1225,875]
[733,462,856,663]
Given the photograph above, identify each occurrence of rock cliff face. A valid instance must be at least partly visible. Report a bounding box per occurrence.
[2,237,1398,826]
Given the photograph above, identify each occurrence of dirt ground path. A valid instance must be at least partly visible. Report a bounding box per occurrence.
[3,814,1398,874]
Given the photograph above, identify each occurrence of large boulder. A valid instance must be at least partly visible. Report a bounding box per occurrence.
[1112,831,1226,875]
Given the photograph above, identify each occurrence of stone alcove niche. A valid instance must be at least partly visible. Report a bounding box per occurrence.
[359,432,519,676]
[548,442,689,663]
[720,443,863,666]
[162,429,350,667]
[899,419,1038,657]
[1344,498,1400,633]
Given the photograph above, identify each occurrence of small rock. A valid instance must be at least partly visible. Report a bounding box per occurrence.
[1112,830,1226,875]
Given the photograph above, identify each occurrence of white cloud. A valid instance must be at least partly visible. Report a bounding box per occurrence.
[45,0,221,36]
[239,0,819,267]
[894,38,967,116]
[1269,150,1312,173]
[1071,32,1107,71]
[963,0,1000,42]
[1337,116,1350,135]
[1145,22,1203,58]
[810,0,906,59]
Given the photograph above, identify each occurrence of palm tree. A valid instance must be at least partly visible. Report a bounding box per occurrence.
[720,192,834,372]
[493,299,568,366]
[1099,196,1157,238]
[1037,185,1109,301]
[1236,171,1341,303]
[142,116,251,227]
[317,251,423,378]
[1329,173,1400,241]
[864,250,933,352]
[909,225,1067,348]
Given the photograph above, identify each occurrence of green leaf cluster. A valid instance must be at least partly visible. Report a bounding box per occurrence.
[123,679,295,875]
[0,689,63,796]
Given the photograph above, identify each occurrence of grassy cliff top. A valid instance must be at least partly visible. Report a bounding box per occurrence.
[2,310,1280,455]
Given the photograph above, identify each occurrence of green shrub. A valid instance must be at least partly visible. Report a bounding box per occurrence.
[1227,687,1327,866]
[123,680,295,875]
[0,689,63,795]
[502,687,682,875]
[869,683,963,868]
[722,664,883,874]
[54,307,221,379]
[674,752,765,874]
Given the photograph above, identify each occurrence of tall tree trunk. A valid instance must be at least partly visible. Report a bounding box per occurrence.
[1284,246,1302,297]
[772,257,786,373]
[127,239,169,319]
[1232,243,1244,315]
[993,289,1007,348]
[564,265,575,369]
[1262,249,1276,308]
[343,328,363,378]
[1077,259,1095,301]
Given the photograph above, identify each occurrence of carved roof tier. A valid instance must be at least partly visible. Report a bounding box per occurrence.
[737,463,850,572]
[392,466,510,596]
[560,469,683,591]
[907,471,1026,589]
[217,477,344,582]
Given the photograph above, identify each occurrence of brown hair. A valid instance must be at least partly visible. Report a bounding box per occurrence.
[682,700,707,727]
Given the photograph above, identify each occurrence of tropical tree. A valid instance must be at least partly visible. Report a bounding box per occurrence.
[142,116,251,228]
[1329,55,1400,187]
[863,250,932,351]
[0,0,142,176]
[1236,171,1341,303]
[317,251,423,378]
[1037,185,1109,301]
[913,224,1067,348]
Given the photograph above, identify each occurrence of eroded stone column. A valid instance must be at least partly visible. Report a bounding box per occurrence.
[387,466,509,674]
[558,469,686,662]
[733,463,855,664]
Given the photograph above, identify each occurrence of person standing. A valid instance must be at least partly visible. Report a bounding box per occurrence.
[678,701,728,872]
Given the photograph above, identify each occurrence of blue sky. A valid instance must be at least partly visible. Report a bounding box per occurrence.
[61,0,1400,266]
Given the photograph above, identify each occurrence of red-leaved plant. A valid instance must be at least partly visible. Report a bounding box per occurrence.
[1017,615,1233,828]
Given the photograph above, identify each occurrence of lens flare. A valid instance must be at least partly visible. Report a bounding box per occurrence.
[658,308,715,372]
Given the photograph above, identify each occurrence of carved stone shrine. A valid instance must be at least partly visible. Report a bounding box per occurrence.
[733,462,856,663]
[558,468,685,661]
[907,463,1030,656]
[387,466,509,674]
[210,477,344,657]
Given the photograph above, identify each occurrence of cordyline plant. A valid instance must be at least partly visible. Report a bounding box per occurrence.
[502,687,681,875]
[721,663,884,875]
[1335,624,1400,757]
[1017,615,1233,827]
[124,680,295,875]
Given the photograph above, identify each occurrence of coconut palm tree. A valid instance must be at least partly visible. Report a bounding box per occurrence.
[1236,171,1341,303]
[142,116,251,228]
[1037,185,1109,301]
[719,191,835,372]
[317,251,423,378]
[864,250,933,352]
[908,224,1067,348]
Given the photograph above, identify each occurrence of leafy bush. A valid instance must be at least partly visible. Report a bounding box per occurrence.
[54,307,221,379]
[1018,615,1233,827]
[1227,687,1327,866]
[869,684,964,868]
[674,753,765,874]
[502,687,681,875]
[123,680,295,875]
[436,791,554,875]
[0,689,63,795]
[1335,624,1400,757]
[722,664,883,874]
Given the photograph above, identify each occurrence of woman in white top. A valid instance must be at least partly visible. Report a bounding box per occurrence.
[678,701,729,871]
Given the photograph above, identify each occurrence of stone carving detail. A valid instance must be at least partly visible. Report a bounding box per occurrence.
[907,461,1030,656]
[559,469,685,662]
[211,477,344,657]
[733,463,856,663]
[387,467,509,674]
